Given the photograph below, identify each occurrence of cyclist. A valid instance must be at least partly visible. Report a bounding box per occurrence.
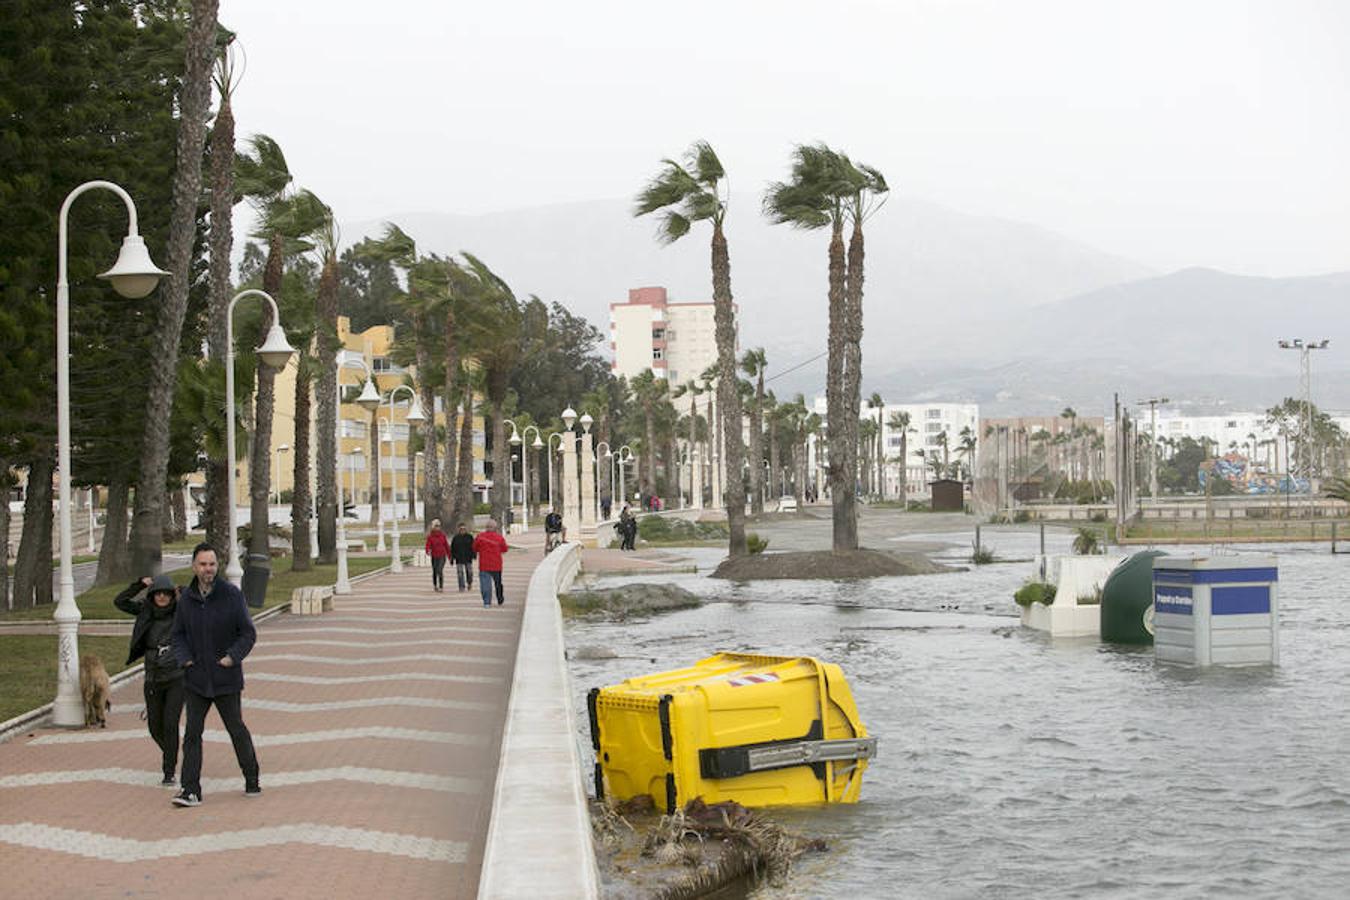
[544,508,566,553]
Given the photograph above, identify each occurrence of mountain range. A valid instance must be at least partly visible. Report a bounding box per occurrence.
[344,197,1348,416]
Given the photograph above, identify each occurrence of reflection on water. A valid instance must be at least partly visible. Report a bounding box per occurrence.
[565,531,1350,898]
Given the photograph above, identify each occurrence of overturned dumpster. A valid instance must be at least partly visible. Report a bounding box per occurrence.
[588,652,876,812]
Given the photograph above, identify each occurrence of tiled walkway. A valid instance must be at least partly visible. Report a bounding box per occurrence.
[0,539,541,899]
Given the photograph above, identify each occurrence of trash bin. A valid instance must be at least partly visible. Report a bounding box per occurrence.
[241,552,271,609]
[588,652,877,812]
[1152,556,1279,667]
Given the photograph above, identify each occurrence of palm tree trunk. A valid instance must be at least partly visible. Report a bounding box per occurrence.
[407,437,417,520]
[247,233,283,564]
[825,219,855,551]
[289,357,312,570]
[129,0,220,575]
[489,399,509,526]
[14,454,55,607]
[411,311,440,529]
[368,414,380,526]
[749,376,764,515]
[454,390,475,525]
[643,404,657,504]
[899,433,908,505]
[840,219,867,543]
[0,465,10,609]
[203,86,234,556]
[315,254,338,563]
[93,477,131,586]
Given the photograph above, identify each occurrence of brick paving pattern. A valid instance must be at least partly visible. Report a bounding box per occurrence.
[0,538,542,900]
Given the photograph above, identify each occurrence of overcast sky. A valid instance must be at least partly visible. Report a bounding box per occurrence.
[222,0,1350,277]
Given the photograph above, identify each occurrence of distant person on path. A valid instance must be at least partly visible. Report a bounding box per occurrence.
[544,507,565,553]
[601,495,611,520]
[450,522,476,592]
[170,543,259,807]
[472,519,510,607]
[425,518,452,592]
[618,505,637,551]
[114,573,184,786]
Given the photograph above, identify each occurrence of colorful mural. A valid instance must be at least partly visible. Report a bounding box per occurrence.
[1198,454,1309,495]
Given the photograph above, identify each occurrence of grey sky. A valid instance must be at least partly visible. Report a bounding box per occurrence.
[224,0,1350,277]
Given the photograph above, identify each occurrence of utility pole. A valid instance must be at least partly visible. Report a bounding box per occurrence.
[1137,397,1169,501]
[1277,338,1330,492]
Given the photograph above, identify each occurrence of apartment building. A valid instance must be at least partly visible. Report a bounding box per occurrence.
[609,286,731,386]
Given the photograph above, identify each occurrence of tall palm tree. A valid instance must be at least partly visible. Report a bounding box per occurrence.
[312,200,342,563]
[1060,407,1078,480]
[858,418,877,496]
[629,370,667,503]
[868,392,886,500]
[129,0,221,574]
[740,348,768,514]
[671,378,702,506]
[958,425,977,482]
[460,254,520,526]
[888,411,911,505]
[765,144,887,551]
[635,141,747,556]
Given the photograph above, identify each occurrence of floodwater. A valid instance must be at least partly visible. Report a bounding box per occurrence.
[564,530,1350,899]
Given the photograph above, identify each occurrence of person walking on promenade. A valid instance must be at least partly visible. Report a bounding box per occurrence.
[472,519,509,607]
[113,574,184,786]
[170,543,260,807]
[425,518,452,592]
[543,506,565,554]
[449,522,476,592]
[618,505,637,551]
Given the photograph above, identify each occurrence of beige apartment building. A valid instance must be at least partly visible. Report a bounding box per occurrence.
[609,286,732,386]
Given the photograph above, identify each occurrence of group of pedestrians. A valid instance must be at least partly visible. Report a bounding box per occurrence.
[424,518,510,607]
[614,504,638,551]
[113,542,259,808]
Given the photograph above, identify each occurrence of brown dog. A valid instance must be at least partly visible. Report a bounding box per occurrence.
[80,654,111,728]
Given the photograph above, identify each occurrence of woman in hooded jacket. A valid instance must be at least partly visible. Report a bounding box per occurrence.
[114,574,185,786]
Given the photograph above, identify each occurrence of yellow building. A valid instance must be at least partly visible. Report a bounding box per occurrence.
[237,316,485,513]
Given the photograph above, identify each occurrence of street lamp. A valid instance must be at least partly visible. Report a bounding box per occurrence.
[347,448,363,542]
[382,384,425,573]
[1277,338,1331,491]
[546,432,565,510]
[579,412,596,535]
[1137,397,1169,501]
[413,450,423,521]
[615,445,634,511]
[595,440,612,519]
[51,180,168,727]
[560,406,579,538]
[334,358,380,594]
[273,444,290,505]
[508,420,542,530]
[224,289,295,585]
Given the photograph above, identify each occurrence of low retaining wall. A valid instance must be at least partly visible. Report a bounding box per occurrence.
[478,542,599,899]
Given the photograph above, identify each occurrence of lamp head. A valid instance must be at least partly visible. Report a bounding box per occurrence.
[510,432,522,445]
[257,324,296,370]
[562,407,577,429]
[356,378,381,411]
[405,394,427,424]
[532,436,544,449]
[580,413,593,432]
[98,234,169,298]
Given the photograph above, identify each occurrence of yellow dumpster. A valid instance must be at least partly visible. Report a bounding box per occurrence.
[587,652,877,811]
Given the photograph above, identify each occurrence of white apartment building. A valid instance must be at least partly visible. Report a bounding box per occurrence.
[609,286,730,386]
[810,398,980,499]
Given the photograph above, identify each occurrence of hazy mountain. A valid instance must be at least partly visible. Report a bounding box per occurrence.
[345,192,1151,368]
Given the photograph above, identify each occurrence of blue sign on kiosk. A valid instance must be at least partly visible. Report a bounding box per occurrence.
[1152,557,1279,667]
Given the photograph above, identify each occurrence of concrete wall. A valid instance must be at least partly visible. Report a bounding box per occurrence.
[478,543,599,899]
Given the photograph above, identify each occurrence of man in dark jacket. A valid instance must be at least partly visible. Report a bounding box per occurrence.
[449,522,476,592]
[170,543,259,807]
[114,574,184,786]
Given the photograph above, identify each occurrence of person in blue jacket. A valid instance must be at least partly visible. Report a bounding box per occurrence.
[169,543,260,807]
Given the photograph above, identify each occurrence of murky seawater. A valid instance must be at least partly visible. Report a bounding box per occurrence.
[564,530,1350,899]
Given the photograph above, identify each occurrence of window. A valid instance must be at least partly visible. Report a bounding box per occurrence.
[653,348,664,360]
[926,409,942,419]
[926,423,943,433]
[372,356,393,372]
[652,328,665,340]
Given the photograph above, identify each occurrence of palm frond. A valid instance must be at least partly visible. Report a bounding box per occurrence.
[658,212,692,244]
[688,140,725,188]
[234,134,291,205]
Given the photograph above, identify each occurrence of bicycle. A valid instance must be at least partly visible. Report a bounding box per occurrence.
[545,530,564,554]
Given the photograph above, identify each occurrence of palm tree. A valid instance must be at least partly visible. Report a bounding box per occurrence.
[312,201,342,563]
[629,370,667,503]
[129,0,222,574]
[958,425,977,483]
[634,141,747,556]
[671,378,703,507]
[888,411,911,505]
[765,144,887,550]
[1060,407,1078,480]
[858,418,877,496]
[740,348,768,514]
[868,392,885,500]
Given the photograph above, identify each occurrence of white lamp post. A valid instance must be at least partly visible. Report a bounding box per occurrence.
[273,444,289,505]
[223,289,296,585]
[334,359,380,594]
[595,441,611,520]
[508,421,542,531]
[413,451,423,521]
[383,384,426,572]
[546,432,564,510]
[561,407,580,538]
[615,445,634,512]
[579,413,596,538]
[86,489,97,554]
[347,448,363,547]
[51,180,168,727]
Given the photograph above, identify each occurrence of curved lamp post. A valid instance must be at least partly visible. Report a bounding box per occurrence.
[382,384,425,572]
[52,180,168,727]
[508,421,542,531]
[560,407,579,538]
[223,289,296,585]
[615,444,634,512]
[579,413,596,535]
[595,441,612,520]
[546,432,565,510]
[334,359,381,594]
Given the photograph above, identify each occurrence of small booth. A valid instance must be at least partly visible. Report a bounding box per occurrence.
[929,478,965,512]
[1152,556,1279,667]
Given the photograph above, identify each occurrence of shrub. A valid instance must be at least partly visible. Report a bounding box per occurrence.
[971,543,996,565]
[473,502,491,515]
[1014,581,1057,608]
[1072,527,1100,555]
[746,533,769,554]
[1013,509,1032,523]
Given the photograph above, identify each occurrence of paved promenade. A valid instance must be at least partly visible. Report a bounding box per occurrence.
[0,537,542,899]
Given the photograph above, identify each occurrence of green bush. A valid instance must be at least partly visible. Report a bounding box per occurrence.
[746,532,769,554]
[1013,509,1032,523]
[971,543,996,565]
[1072,527,1100,555]
[1014,581,1057,608]
[907,500,930,512]
[473,502,491,515]
[637,516,729,543]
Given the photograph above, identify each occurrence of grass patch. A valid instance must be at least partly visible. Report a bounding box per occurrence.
[1014,581,1057,608]
[0,556,390,622]
[0,635,132,724]
[971,543,997,565]
[636,516,729,545]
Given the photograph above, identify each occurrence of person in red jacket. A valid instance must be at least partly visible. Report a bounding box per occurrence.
[472,518,510,607]
[424,519,452,592]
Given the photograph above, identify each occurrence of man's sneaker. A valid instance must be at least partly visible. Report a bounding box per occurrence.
[171,790,201,807]
[244,780,261,797]
[161,774,176,787]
